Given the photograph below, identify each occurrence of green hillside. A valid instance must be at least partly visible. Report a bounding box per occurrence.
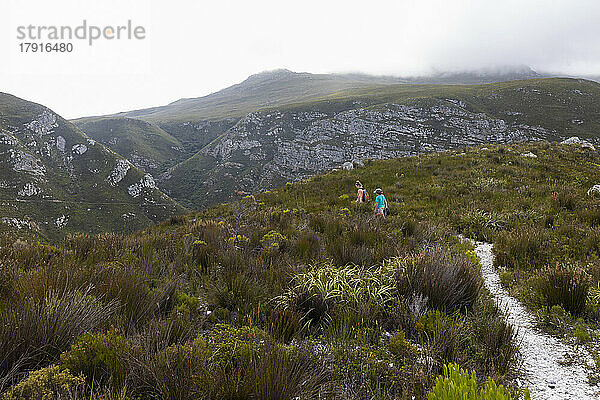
[2,142,599,399]
[72,117,185,173]
[159,77,600,210]
[0,93,186,239]
[105,69,409,122]
[324,77,600,139]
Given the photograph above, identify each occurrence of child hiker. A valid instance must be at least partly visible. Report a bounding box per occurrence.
[355,181,369,203]
[373,188,388,217]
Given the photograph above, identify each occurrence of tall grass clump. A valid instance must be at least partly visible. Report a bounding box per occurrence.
[87,264,179,330]
[416,310,469,367]
[467,300,518,377]
[494,227,550,271]
[0,288,117,389]
[393,247,482,313]
[128,324,330,400]
[537,263,590,316]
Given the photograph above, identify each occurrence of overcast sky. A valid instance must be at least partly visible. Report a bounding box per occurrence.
[1,0,599,119]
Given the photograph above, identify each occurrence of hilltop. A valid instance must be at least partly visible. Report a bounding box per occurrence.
[77,67,543,123]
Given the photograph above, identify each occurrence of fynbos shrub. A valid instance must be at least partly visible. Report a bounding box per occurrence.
[427,363,526,400]
[2,365,85,400]
[394,247,482,313]
[538,263,590,316]
[494,227,550,271]
[61,330,131,387]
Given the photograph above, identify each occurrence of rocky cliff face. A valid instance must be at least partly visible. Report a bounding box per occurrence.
[0,93,186,239]
[204,101,550,185]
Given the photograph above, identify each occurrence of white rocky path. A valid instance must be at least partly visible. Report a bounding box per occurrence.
[474,241,599,400]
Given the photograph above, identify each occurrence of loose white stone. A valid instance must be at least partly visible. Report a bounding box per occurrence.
[342,161,354,170]
[106,159,131,186]
[561,136,595,150]
[18,183,41,197]
[587,185,600,196]
[56,136,66,152]
[55,215,68,228]
[72,144,88,155]
[521,152,538,158]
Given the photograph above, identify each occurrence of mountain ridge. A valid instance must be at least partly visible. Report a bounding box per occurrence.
[74,66,546,123]
[152,77,600,209]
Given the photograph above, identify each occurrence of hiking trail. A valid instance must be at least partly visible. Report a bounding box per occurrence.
[474,241,598,400]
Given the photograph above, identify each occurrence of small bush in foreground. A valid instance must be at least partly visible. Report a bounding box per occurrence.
[427,363,528,400]
[2,365,85,400]
[394,247,482,313]
[0,289,117,386]
[136,324,330,400]
[417,310,468,367]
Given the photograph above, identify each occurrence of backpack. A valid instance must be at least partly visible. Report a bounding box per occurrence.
[362,189,369,202]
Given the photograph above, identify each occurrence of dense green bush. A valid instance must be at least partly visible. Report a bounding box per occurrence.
[427,363,528,400]
[87,263,178,330]
[416,311,468,367]
[293,230,321,262]
[494,227,550,271]
[467,300,518,377]
[387,330,418,365]
[61,330,131,387]
[331,338,413,398]
[394,247,482,312]
[0,289,117,386]
[135,324,330,400]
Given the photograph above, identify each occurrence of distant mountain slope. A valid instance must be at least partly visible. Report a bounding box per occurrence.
[407,65,541,85]
[0,93,186,239]
[73,117,238,174]
[157,78,600,209]
[74,70,597,211]
[83,67,542,123]
[72,117,185,173]
[106,69,407,122]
